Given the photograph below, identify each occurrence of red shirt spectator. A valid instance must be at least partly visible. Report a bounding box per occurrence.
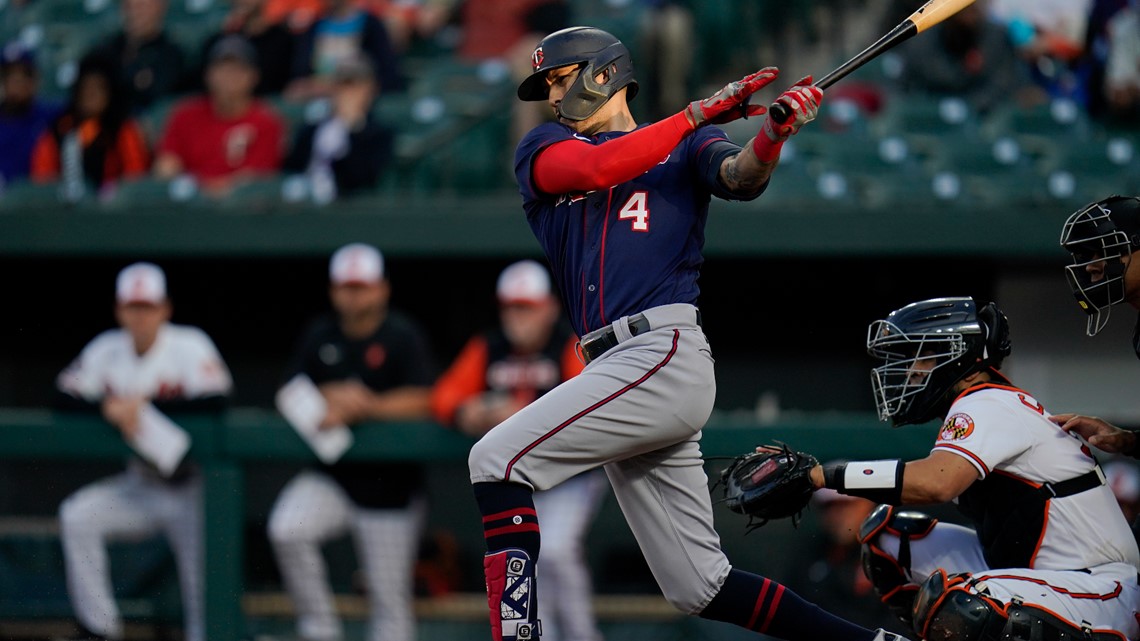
[158,97,282,181]
[154,35,284,196]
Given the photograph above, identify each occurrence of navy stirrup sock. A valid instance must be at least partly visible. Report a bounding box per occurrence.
[700,569,877,641]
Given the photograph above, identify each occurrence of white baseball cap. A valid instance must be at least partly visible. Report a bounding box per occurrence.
[1105,460,1140,503]
[330,243,384,285]
[116,262,167,305]
[497,260,551,305]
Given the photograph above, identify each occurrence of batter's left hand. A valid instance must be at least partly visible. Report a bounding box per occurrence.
[683,67,779,129]
[762,76,823,142]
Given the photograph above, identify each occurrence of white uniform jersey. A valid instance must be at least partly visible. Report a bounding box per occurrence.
[57,323,233,401]
[933,383,1140,572]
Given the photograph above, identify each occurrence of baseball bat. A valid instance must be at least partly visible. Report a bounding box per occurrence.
[768,0,978,124]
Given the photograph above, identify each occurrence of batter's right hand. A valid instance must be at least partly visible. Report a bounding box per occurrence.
[1050,413,1137,454]
[761,76,823,142]
[682,67,779,129]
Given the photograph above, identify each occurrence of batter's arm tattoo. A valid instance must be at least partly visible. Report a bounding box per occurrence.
[718,143,777,197]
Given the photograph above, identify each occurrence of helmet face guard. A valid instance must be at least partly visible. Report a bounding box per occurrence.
[867,319,972,426]
[517,26,638,122]
[1060,199,1136,336]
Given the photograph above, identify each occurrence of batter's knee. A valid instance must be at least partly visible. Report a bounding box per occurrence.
[660,580,718,615]
[468,436,506,484]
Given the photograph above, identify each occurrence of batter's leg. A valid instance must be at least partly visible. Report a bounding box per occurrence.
[351,498,425,641]
[605,437,887,641]
[267,471,354,641]
[59,472,160,641]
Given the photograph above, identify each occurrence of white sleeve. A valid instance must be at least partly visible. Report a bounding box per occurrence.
[932,393,1030,478]
[1107,13,1140,89]
[182,329,233,397]
[55,334,112,401]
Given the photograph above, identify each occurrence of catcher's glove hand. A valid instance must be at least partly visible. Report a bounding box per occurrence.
[714,444,819,532]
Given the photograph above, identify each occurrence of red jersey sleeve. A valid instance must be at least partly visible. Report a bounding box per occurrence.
[30,131,61,182]
[533,112,696,195]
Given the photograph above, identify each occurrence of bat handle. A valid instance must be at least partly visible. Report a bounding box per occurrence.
[769,101,793,125]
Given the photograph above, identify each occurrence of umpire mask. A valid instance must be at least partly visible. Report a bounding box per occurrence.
[1060,196,1140,337]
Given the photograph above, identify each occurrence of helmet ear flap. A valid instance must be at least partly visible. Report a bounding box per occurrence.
[976,301,1011,367]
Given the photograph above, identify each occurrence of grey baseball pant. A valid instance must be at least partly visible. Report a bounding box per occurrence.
[469,303,731,613]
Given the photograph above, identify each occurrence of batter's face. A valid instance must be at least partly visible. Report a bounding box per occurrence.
[115,300,171,352]
[330,281,389,319]
[545,64,626,135]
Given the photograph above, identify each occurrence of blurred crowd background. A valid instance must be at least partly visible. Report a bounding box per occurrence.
[3,0,1140,639]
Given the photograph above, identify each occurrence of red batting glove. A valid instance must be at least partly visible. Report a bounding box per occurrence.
[753,76,823,161]
[682,67,780,129]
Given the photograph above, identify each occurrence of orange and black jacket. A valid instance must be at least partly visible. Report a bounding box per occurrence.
[31,114,149,187]
[432,323,583,427]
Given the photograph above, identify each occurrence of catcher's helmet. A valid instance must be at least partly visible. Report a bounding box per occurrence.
[867,297,1011,427]
[517,26,638,122]
[1059,195,1140,337]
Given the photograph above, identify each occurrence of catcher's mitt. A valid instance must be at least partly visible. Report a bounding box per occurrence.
[714,444,819,531]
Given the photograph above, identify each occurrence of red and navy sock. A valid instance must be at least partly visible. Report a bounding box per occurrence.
[700,569,877,641]
[473,481,541,558]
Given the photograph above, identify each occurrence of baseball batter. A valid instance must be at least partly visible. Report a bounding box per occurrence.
[54,262,233,641]
[467,25,906,641]
[819,297,1140,640]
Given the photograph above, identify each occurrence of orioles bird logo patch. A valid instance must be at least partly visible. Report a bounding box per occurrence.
[939,413,974,441]
[532,47,544,70]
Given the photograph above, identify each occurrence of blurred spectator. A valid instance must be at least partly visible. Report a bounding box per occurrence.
[283,53,393,201]
[783,487,905,634]
[1105,459,1140,527]
[0,43,58,185]
[988,0,1092,101]
[264,0,426,50]
[1084,0,1130,117]
[285,0,404,101]
[268,242,435,641]
[86,0,187,112]
[895,0,1045,113]
[1105,1,1140,120]
[199,0,296,95]
[431,259,607,641]
[31,54,151,195]
[636,0,695,121]
[54,262,233,641]
[422,0,567,146]
[154,35,284,197]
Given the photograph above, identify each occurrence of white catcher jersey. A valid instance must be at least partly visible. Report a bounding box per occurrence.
[57,324,233,401]
[933,383,1140,572]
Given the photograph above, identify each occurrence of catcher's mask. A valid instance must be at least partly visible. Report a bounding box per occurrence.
[1059,195,1140,336]
[867,297,1011,427]
[517,26,638,121]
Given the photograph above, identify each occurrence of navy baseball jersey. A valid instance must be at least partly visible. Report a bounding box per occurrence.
[515,122,762,336]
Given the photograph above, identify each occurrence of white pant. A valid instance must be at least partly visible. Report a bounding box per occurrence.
[267,471,424,641]
[533,470,608,641]
[58,463,203,641]
[878,521,1140,637]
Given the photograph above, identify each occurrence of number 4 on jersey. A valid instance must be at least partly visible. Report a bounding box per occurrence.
[619,192,650,232]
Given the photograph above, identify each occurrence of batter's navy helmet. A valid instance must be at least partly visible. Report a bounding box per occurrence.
[517,26,638,121]
[867,297,1011,427]
[1059,195,1140,337]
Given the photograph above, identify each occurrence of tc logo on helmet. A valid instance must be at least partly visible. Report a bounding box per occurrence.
[532,47,544,71]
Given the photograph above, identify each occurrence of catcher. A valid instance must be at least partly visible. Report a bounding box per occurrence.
[722,297,1140,641]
